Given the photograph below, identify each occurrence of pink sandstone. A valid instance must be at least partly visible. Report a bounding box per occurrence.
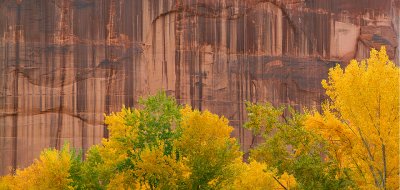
[0,0,398,174]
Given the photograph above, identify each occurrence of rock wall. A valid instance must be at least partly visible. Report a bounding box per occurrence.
[0,0,398,174]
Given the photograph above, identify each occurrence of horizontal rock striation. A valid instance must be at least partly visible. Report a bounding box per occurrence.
[0,0,398,174]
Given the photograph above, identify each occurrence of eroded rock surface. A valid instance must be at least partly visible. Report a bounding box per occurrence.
[0,0,398,174]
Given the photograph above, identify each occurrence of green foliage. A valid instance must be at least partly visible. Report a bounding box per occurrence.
[244,101,283,136]
[71,146,106,190]
[98,91,185,189]
[245,102,354,190]
[67,149,85,190]
[130,91,182,155]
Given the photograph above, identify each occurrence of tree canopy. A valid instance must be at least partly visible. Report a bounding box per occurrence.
[306,47,399,189]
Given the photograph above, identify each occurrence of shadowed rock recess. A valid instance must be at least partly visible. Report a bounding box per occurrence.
[0,0,398,174]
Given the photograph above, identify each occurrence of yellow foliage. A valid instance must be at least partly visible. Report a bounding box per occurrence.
[103,106,139,146]
[305,105,354,170]
[278,171,297,190]
[89,107,141,188]
[0,145,73,190]
[177,105,238,156]
[0,176,12,190]
[176,106,241,189]
[134,144,190,189]
[97,101,188,189]
[107,171,141,190]
[230,161,276,190]
[227,160,297,190]
[306,47,399,189]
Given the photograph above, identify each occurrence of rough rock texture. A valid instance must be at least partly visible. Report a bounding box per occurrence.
[0,0,398,174]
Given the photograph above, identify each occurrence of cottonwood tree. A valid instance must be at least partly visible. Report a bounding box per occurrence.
[84,92,186,189]
[0,144,77,190]
[306,47,399,189]
[244,102,354,189]
[175,106,242,189]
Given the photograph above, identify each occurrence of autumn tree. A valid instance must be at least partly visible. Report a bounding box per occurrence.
[306,47,399,189]
[78,92,243,189]
[175,106,242,189]
[0,144,78,190]
[176,105,297,190]
[244,102,354,189]
[80,91,186,189]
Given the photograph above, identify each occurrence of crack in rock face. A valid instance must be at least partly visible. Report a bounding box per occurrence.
[0,0,398,175]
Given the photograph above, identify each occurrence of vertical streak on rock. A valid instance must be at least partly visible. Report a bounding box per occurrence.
[240,12,247,147]
[125,56,134,107]
[104,73,112,139]
[152,14,157,83]
[12,1,22,172]
[189,15,195,107]
[76,4,92,156]
[236,60,242,147]
[123,0,134,108]
[103,0,117,138]
[131,1,144,107]
[55,0,70,149]
[45,0,55,149]
[1,18,9,175]
[87,40,97,153]
[236,48,243,146]
[104,0,110,139]
[196,4,202,111]
[162,16,168,89]
[49,1,56,148]
[175,2,182,103]
[198,52,202,111]
[130,1,137,107]
[245,12,252,147]
[56,49,66,150]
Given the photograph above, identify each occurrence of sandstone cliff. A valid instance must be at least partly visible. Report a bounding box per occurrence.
[0,0,398,174]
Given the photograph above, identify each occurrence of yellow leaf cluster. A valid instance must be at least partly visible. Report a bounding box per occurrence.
[307,47,399,189]
[176,106,242,188]
[103,108,139,156]
[134,144,190,189]
[104,106,139,144]
[227,160,297,190]
[305,105,354,169]
[0,145,73,190]
[177,105,236,156]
